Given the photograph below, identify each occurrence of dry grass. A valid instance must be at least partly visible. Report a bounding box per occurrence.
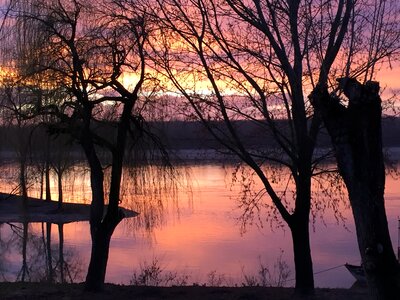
[0,282,370,300]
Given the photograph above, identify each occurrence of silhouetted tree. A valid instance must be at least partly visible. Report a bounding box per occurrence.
[310,78,400,298]
[8,0,156,291]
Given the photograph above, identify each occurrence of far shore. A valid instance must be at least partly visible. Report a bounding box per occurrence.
[0,282,370,300]
[0,193,138,223]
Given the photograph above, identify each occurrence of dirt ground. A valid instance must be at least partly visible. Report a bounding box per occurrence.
[0,282,370,300]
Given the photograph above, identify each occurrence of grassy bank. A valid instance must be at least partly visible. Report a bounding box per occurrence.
[0,282,370,300]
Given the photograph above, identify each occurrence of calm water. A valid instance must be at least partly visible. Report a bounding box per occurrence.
[0,161,399,288]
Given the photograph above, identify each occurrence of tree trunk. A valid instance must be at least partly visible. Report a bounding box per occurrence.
[57,172,63,210]
[39,166,44,200]
[81,129,124,291]
[85,232,111,291]
[85,214,122,291]
[45,160,51,202]
[290,216,314,294]
[81,92,134,291]
[290,166,314,295]
[19,154,28,203]
[45,136,52,202]
[310,79,400,299]
[350,181,399,298]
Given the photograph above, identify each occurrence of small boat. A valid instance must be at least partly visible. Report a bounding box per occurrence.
[344,263,366,283]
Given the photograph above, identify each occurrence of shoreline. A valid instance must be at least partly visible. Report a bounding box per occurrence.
[0,282,370,300]
[1,146,400,165]
[0,193,138,223]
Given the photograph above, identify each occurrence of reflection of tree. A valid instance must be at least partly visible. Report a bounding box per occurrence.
[16,222,29,281]
[0,224,7,280]
[41,223,83,283]
[57,224,65,282]
[44,222,53,282]
[0,222,83,283]
[0,223,21,281]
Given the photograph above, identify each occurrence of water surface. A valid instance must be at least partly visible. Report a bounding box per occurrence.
[0,162,399,288]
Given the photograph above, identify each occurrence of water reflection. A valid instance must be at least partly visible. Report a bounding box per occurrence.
[0,161,399,288]
[0,161,190,234]
[0,222,84,283]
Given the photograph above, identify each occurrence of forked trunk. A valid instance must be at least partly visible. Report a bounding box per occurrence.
[82,135,125,291]
[82,93,134,291]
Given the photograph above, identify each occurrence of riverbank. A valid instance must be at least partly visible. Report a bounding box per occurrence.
[0,193,138,223]
[0,282,370,300]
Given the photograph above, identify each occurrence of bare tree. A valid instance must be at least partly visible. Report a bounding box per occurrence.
[308,1,400,298]
[310,78,400,298]
[0,78,34,206]
[5,0,157,291]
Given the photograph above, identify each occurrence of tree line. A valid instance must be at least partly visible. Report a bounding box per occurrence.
[0,0,400,298]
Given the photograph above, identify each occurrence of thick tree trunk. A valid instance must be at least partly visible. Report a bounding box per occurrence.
[82,129,124,291]
[290,166,314,295]
[83,144,109,292]
[84,217,120,291]
[290,216,314,294]
[350,181,398,298]
[310,79,400,299]
[81,94,134,291]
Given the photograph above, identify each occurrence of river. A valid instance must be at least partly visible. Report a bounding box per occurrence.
[0,160,399,288]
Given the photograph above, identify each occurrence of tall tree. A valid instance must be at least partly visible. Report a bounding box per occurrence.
[9,0,154,290]
[310,79,400,298]
[307,0,400,297]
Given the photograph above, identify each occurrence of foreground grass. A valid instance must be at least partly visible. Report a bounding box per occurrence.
[0,282,369,300]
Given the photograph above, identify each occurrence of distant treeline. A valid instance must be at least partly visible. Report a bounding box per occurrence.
[1,118,399,157]
[145,117,400,149]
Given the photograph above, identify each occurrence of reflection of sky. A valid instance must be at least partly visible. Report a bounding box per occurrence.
[0,162,399,287]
